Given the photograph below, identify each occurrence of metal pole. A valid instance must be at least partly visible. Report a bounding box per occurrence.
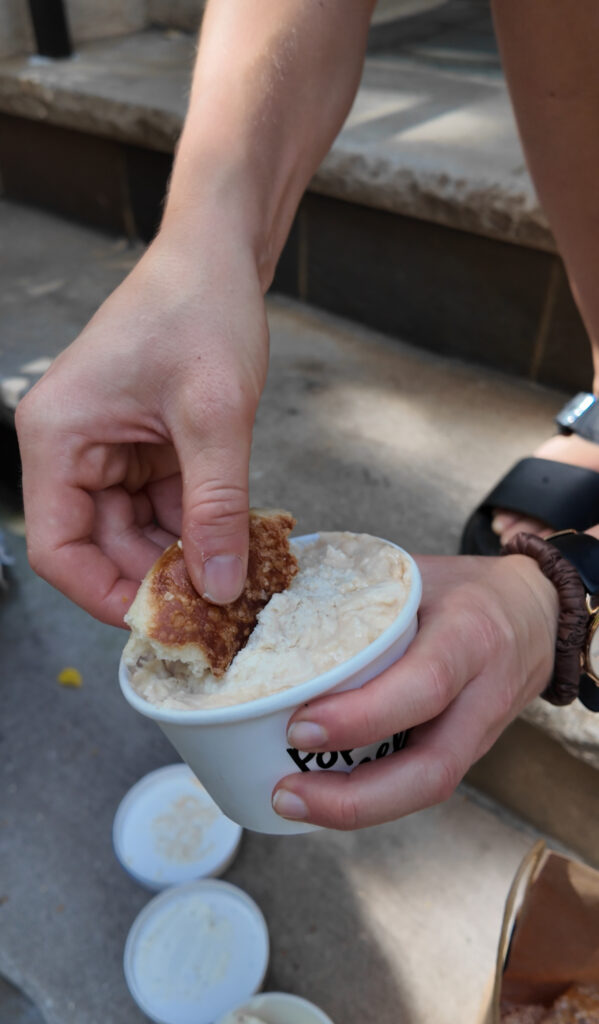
[27,0,72,58]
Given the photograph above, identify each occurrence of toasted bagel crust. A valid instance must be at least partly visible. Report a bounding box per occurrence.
[125,509,297,677]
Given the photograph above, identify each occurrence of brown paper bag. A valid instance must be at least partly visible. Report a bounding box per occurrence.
[481,841,599,1023]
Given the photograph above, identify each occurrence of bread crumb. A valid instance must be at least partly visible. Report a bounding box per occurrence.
[57,667,82,688]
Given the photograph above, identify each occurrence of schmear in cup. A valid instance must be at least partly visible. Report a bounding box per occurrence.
[119,534,422,835]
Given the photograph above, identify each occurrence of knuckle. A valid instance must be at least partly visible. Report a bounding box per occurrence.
[186,481,248,527]
[457,584,511,656]
[493,673,518,722]
[426,655,457,712]
[26,540,50,581]
[16,377,69,447]
[331,790,361,832]
[349,696,380,744]
[178,375,256,433]
[476,608,512,659]
[427,747,463,804]
[15,385,45,437]
[14,396,28,435]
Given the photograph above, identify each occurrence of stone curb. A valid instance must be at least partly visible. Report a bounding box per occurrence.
[0,31,554,251]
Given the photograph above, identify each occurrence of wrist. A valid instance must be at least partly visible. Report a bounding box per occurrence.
[160,155,272,288]
[503,552,559,631]
[497,552,560,702]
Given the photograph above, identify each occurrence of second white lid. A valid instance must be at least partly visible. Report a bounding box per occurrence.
[113,764,242,890]
[124,879,270,1024]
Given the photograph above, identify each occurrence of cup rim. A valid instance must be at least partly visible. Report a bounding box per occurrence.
[118,536,421,726]
[215,991,335,1024]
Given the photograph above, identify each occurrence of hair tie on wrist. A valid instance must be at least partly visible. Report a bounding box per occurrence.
[501,532,588,706]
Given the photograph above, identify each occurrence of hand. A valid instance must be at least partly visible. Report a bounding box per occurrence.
[272,553,559,829]
[16,221,269,626]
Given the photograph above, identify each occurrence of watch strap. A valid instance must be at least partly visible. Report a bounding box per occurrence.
[579,674,599,711]
[546,530,599,594]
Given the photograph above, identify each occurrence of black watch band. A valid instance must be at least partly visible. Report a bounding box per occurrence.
[547,531,599,592]
[555,392,599,444]
[547,531,599,711]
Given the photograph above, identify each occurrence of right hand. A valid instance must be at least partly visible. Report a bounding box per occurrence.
[16,221,270,626]
[275,552,559,829]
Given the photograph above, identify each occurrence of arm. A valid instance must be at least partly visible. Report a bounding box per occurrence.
[165,0,377,289]
[16,0,375,625]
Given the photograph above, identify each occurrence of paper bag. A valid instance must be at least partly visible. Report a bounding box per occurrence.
[481,841,599,1023]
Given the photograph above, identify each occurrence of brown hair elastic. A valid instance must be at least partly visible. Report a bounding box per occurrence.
[501,532,588,706]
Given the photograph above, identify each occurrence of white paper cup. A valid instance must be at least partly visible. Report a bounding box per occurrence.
[119,536,421,835]
[215,991,335,1024]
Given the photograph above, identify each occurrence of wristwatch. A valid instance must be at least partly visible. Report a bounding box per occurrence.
[555,392,599,444]
[546,530,599,711]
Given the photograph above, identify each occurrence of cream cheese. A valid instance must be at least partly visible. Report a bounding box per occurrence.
[127,532,410,711]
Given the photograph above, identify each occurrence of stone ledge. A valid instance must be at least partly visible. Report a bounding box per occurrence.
[466,717,599,868]
[0,30,554,251]
[0,31,192,152]
[314,57,552,251]
[522,698,599,772]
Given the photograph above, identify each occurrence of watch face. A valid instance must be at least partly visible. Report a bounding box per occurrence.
[556,393,599,444]
[586,612,599,684]
[556,392,595,429]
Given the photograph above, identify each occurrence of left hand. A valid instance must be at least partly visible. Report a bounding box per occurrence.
[272,553,559,829]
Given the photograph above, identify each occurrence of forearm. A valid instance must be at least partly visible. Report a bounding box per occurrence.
[163,0,375,287]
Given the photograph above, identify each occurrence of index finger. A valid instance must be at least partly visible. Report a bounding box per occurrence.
[22,468,139,627]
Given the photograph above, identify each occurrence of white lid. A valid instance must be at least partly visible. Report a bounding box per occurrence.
[216,992,335,1024]
[124,879,270,1024]
[113,764,242,890]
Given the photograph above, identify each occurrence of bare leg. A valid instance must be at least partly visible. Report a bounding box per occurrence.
[490,0,599,540]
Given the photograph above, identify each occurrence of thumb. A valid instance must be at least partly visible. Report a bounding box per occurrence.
[177,422,251,605]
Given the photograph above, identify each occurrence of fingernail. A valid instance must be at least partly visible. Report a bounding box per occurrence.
[287,722,328,749]
[202,555,245,604]
[491,514,508,535]
[272,789,309,820]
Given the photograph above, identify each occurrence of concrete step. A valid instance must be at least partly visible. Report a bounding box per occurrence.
[0,20,539,246]
[0,9,592,393]
[1,0,146,59]
[0,200,143,422]
[1,198,598,873]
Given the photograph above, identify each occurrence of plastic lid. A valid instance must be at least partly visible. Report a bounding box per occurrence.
[124,879,270,1024]
[113,764,242,890]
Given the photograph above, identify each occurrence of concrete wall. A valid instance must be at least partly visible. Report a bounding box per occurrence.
[0,0,146,58]
[147,0,204,32]
[0,0,34,59]
[68,0,147,44]
[0,0,447,59]
[146,0,447,31]
[373,0,448,23]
